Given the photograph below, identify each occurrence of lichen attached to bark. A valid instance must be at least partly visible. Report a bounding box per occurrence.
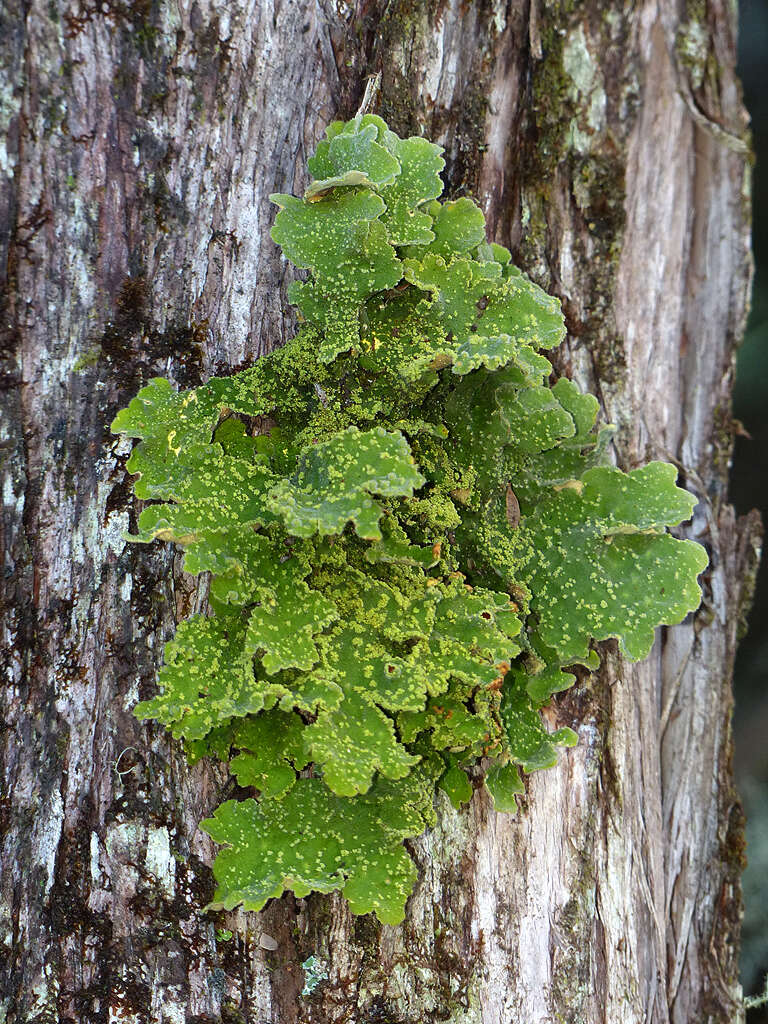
[112,114,707,926]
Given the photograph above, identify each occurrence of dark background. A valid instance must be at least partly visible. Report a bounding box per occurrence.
[733,0,767,1014]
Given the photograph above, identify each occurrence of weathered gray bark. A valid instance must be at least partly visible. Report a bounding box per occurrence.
[0,1,758,1022]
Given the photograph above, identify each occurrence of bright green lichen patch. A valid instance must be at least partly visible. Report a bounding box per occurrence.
[485,762,525,813]
[271,189,402,362]
[134,615,278,740]
[114,114,707,926]
[201,774,436,925]
[229,710,310,799]
[516,463,709,661]
[267,426,425,540]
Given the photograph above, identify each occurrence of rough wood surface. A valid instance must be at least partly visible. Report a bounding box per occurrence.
[0,1,758,1022]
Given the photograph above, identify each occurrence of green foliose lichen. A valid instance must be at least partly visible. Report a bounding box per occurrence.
[112,113,708,926]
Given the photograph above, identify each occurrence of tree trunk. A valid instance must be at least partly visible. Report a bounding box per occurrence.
[0,1,758,1022]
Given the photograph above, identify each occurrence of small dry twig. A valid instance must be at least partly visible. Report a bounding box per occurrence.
[356,73,381,118]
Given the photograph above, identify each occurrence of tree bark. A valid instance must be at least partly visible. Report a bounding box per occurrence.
[0,1,758,1022]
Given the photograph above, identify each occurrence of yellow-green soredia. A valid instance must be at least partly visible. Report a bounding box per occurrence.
[113,113,708,925]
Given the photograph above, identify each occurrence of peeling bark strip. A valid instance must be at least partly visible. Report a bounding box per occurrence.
[0,1,756,1022]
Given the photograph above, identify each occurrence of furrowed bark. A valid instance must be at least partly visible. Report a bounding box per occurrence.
[0,1,756,1022]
